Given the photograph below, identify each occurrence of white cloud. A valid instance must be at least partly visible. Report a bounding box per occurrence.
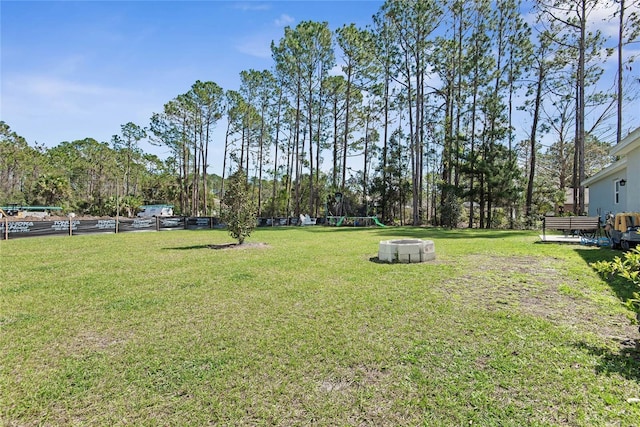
[50,54,89,76]
[4,75,136,118]
[587,2,620,38]
[231,12,294,59]
[2,74,145,144]
[17,76,117,98]
[329,63,344,77]
[274,14,294,27]
[233,2,271,12]
[236,34,276,59]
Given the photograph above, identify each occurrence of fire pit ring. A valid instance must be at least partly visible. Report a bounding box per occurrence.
[378,239,435,263]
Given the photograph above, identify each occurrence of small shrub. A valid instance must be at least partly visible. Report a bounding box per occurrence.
[592,248,640,314]
[221,168,257,245]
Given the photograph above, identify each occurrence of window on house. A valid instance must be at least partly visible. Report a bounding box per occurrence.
[615,180,620,204]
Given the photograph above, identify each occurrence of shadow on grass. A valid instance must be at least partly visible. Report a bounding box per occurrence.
[299,225,535,240]
[163,244,213,250]
[572,247,640,382]
[376,228,534,240]
[575,247,639,307]
[164,242,269,251]
[573,340,640,382]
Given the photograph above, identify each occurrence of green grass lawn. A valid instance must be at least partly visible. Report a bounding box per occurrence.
[2,227,640,426]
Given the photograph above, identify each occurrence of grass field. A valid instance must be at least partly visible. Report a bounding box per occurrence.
[1,227,640,426]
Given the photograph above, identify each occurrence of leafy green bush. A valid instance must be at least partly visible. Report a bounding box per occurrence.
[592,248,640,312]
[592,248,640,350]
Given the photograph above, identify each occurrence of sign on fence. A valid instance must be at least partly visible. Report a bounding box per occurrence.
[74,219,117,235]
[1,215,319,240]
[186,217,211,230]
[1,217,163,239]
[0,220,78,238]
[117,218,156,233]
[158,217,185,230]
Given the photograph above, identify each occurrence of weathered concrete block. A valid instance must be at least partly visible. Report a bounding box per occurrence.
[378,239,436,263]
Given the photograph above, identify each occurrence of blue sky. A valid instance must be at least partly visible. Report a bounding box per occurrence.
[1,0,383,162]
[2,0,639,175]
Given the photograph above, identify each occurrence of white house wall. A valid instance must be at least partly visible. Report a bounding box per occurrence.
[583,126,638,218]
[588,177,626,221]
[627,148,640,212]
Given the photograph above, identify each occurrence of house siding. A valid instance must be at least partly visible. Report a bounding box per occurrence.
[628,148,640,212]
[584,126,638,218]
[588,178,625,222]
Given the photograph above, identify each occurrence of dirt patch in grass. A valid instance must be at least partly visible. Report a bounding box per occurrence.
[319,365,389,393]
[442,255,637,343]
[58,330,131,357]
[74,330,127,350]
[208,242,270,250]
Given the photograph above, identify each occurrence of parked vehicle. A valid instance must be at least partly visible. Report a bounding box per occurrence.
[137,205,174,218]
[605,212,640,250]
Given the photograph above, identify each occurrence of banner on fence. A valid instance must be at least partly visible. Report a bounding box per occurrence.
[73,219,117,235]
[158,217,185,230]
[1,215,320,240]
[186,217,211,230]
[117,218,156,233]
[0,220,78,238]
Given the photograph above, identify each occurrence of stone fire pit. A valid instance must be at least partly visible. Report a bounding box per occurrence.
[378,239,436,263]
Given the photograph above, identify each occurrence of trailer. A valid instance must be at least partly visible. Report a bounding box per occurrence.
[0,204,62,218]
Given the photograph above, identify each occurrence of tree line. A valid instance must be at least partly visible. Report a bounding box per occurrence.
[1,0,637,226]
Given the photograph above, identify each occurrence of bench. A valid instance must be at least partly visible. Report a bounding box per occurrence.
[543,216,600,240]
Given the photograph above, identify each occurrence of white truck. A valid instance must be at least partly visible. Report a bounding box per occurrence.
[137,205,174,218]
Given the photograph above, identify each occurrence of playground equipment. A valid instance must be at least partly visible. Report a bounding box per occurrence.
[327,216,385,227]
[371,217,386,227]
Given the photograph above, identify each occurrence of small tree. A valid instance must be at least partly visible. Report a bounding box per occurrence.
[440,185,462,229]
[221,168,256,245]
